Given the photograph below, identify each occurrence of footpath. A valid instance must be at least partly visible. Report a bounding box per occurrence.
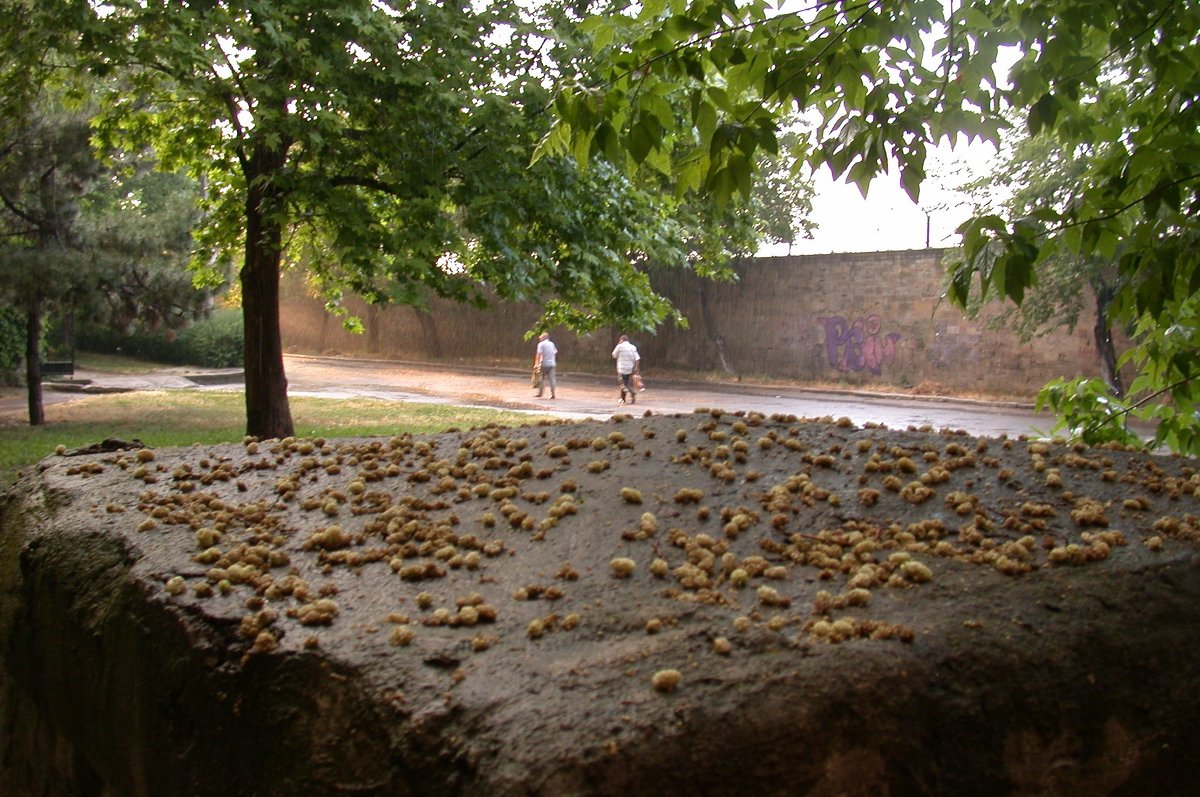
[2,354,1049,439]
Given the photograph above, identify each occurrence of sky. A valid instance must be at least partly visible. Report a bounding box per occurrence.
[761,138,1000,257]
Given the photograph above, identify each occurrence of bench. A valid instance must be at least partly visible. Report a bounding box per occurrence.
[40,361,76,378]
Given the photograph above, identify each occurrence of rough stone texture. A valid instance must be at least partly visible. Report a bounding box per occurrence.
[3,412,1200,796]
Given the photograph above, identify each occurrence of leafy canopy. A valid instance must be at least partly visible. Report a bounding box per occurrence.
[54,0,764,336]
[0,86,207,331]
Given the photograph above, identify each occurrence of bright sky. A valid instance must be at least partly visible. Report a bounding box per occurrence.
[762,138,1000,256]
[754,3,1018,257]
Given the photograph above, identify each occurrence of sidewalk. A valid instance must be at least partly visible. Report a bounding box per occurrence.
[3,354,1051,438]
[0,365,244,419]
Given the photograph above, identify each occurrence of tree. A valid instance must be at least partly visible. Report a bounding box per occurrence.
[0,100,102,425]
[544,0,1200,453]
[947,131,1125,396]
[10,0,774,440]
[752,126,817,253]
[0,306,21,386]
[77,167,216,336]
[0,90,212,425]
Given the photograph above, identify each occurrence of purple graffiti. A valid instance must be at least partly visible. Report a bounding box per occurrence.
[820,314,900,375]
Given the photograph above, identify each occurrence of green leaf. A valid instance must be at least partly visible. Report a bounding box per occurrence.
[639,0,668,21]
[899,161,924,203]
[629,119,655,165]
[665,14,711,38]
[591,22,616,53]
[1027,93,1059,135]
[693,100,717,149]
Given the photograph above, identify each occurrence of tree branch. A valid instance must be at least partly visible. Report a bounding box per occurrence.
[0,185,41,228]
[1084,359,1200,440]
[1055,171,1200,232]
[326,173,423,200]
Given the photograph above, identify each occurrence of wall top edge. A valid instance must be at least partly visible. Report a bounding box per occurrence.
[754,247,949,261]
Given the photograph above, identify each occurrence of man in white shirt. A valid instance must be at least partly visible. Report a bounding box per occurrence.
[611,335,640,405]
[535,332,558,399]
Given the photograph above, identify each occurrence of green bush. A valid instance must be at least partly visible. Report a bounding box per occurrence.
[175,309,244,367]
[0,306,23,385]
[78,308,244,368]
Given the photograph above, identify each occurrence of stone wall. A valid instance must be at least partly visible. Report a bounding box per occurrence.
[280,249,1105,397]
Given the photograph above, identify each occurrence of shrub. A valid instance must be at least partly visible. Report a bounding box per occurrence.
[174,309,243,367]
[77,308,243,368]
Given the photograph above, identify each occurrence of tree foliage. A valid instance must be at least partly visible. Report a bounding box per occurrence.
[10,0,799,438]
[544,0,1200,453]
[750,125,817,251]
[0,85,211,424]
[77,166,214,334]
[947,130,1125,395]
[0,93,108,424]
[0,306,25,386]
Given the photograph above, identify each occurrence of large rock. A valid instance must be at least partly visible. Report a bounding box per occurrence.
[2,412,1199,796]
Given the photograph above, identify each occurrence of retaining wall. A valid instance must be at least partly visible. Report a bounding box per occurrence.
[279,249,1105,398]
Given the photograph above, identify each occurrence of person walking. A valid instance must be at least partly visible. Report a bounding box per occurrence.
[534,332,558,399]
[612,334,640,405]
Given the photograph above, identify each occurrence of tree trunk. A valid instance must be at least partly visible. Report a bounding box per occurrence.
[415,308,442,359]
[1093,283,1123,398]
[24,294,44,426]
[367,305,381,355]
[697,271,738,378]
[241,150,294,440]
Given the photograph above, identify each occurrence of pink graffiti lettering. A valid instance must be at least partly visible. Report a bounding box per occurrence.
[820,314,900,375]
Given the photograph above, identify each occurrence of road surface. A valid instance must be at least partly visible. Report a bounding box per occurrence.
[275,355,1052,439]
[4,354,1054,439]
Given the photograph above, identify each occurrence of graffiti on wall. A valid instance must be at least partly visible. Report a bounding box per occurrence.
[819,314,901,375]
[928,320,986,369]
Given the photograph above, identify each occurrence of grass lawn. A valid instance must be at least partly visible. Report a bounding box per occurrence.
[0,389,552,488]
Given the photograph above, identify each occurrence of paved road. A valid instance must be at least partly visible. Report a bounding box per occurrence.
[277,355,1052,439]
[9,354,1054,439]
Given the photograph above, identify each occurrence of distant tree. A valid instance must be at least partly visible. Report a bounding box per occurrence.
[0,85,210,425]
[751,127,817,254]
[0,306,23,386]
[77,166,215,336]
[948,131,1124,396]
[0,99,102,424]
